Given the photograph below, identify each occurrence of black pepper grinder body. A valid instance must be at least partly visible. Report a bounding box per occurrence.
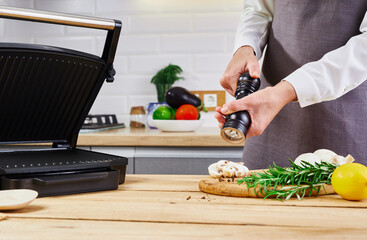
[220,73,261,144]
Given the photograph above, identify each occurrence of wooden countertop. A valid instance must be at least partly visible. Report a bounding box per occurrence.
[2,174,367,239]
[77,127,244,147]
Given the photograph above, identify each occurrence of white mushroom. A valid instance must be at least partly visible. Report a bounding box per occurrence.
[329,154,355,165]
[294,149,355,166]
[208,160,249,178]
[294,153,321,166]
[314,149,337,162]
[208,163,222,178]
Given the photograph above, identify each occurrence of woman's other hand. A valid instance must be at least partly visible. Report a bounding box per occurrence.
[215,81,297,138]
[220,45,260,96]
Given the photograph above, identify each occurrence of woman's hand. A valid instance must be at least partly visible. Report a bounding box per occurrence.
[215,81,297,138]
[220,45,260,96]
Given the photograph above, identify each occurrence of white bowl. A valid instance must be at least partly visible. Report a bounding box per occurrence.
[0,189,38,210]
[151,119,204,132]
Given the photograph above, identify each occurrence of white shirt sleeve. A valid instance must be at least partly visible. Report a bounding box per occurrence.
[234,0,273,59]
[285,12,367,108]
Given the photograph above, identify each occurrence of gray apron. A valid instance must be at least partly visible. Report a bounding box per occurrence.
[243,0,367,169]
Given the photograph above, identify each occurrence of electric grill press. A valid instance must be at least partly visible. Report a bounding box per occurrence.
[0,6,127,197]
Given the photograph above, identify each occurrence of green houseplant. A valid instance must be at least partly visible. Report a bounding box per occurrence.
[151,64,184,102]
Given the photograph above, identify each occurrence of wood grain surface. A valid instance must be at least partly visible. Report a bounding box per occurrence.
[1,174,366,240]
[77,127,244,147]
[199,176,335,198]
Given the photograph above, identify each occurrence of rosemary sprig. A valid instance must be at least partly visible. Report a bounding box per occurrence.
[237,159,338,200]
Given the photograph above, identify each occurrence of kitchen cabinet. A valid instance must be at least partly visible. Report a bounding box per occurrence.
[78,127,244,174]
[91,146,242,174]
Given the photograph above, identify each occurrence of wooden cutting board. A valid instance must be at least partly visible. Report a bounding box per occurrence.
[199,175,335,198]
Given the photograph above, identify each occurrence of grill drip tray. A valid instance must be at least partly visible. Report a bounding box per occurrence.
[0,148,127,197]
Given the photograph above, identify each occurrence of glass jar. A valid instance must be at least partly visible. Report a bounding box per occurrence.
[130,106,146,128]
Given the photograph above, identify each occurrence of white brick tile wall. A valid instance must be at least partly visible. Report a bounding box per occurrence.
[0,35,33,43]
[90,95,128,115]
[1,0,33,8]
[128,55,192,74]
[5,20,65,37]
[96,0,159,14]
[112,56,129,75]
[193,53,231,73]
[182,73,224,90]
[156,0,227,13]
[95,35,109,56]
[127,95,157,111]
[34,0,95,15]
[0,1,33,39]
[66,26,107,37]
[172,73,208,91]
[227,34,236,53]
[226,0,244,11]
[199,111,219,128]
[98,75,155,96]
[0,0,243,127]
[160,34,226,53]
[129,14,192,34]
[117,35,160,55]
[116,114,130,126]
[194,13,240,32]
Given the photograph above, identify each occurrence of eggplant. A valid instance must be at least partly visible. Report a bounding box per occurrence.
[165,87,208,112]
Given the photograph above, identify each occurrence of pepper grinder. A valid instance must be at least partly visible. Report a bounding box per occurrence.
[220,72,261,144]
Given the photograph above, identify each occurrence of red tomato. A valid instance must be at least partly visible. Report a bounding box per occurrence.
[175,104,199,120]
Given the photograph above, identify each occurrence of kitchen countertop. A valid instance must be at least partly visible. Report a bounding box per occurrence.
[2,174,367,239]
[77,127,244,147]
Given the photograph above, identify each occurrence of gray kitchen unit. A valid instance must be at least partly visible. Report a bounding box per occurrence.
[88,146,243,174]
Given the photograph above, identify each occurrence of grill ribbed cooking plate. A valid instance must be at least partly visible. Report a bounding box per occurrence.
[0,43,106,143]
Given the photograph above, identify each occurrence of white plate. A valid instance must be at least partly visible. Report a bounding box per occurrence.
[0,189,38,210]
[152,119,204,132]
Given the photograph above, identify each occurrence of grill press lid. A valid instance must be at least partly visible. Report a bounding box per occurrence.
[0,6,121,147]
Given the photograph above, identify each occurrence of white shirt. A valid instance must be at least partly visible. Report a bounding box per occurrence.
[234,0,367,107]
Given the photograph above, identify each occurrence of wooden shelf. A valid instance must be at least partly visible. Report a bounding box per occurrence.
[77,127,244,147]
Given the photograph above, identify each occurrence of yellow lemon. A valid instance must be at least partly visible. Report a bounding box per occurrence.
[331,163,367,201]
